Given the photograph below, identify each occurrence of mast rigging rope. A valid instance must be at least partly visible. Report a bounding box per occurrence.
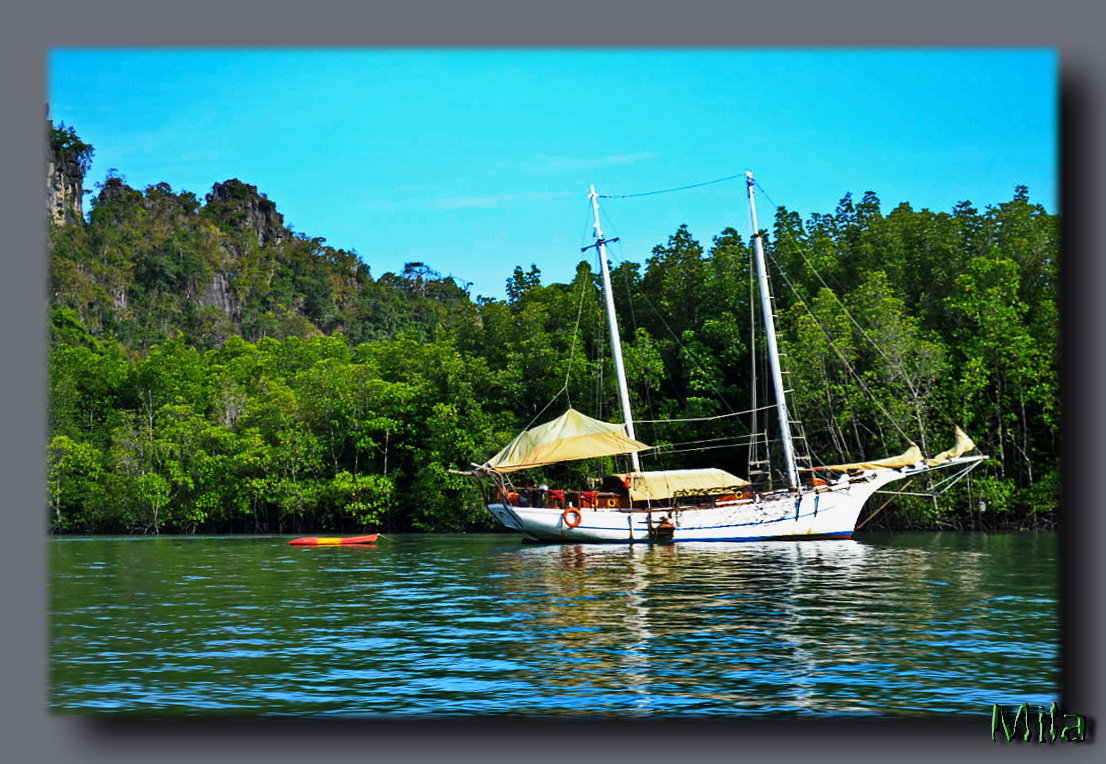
[598,173,746,199]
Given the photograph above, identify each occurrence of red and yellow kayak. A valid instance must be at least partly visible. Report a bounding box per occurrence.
[288,534,380,546]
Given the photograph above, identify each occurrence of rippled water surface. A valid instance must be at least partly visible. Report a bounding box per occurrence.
[50,532,1059,717]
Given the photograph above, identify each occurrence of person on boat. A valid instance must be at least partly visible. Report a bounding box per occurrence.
[517,478,534,506]
[650,515,675,542]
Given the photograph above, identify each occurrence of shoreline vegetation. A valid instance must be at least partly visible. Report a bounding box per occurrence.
[47,123,1058,536]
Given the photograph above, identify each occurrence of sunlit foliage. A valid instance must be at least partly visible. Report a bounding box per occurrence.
[47,127,1058,533]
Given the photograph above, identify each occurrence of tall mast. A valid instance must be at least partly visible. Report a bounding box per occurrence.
[745,172,800,491]
[588,185,641,472]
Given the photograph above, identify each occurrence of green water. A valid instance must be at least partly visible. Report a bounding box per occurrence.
[49,532,1059,717]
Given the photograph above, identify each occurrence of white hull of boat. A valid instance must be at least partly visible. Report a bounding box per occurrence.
[486,458,984,543]
[487,472,902,543]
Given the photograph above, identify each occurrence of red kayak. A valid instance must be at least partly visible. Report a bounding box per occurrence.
[288,534,380,546]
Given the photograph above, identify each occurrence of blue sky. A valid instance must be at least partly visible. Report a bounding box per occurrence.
[47,48,1057,299]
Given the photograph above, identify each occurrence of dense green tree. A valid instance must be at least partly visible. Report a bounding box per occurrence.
[46,123,1058,532]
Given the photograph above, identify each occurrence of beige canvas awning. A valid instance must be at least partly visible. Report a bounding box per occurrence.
[623,468,750,502]
[821,444,923,472]
[926,427,976,466]
[482,408,650,473]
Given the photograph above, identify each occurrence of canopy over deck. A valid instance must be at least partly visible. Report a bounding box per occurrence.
[482,408,650,473]
[622,468,750,502]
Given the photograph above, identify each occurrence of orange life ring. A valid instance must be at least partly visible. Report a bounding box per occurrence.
[562,507,583,528]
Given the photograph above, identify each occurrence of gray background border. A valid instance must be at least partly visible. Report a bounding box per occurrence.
[2,1,1099,761]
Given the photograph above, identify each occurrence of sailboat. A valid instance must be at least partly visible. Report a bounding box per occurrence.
[459,172,985,543]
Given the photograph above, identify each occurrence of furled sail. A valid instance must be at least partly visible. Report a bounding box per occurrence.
[821,444,923,472]
[481,408,651,473]
[623,468,750,502]
[926,427,976,466]
[819,428,976,472]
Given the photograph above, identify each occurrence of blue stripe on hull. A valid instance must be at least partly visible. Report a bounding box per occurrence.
[489,502,862,544]
[520,530,856,544]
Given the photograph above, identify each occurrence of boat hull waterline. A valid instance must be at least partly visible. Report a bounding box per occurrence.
[488,491,865,543]
[486,461,976,543]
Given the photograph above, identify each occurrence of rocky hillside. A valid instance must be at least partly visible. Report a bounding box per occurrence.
[47,122,472,350]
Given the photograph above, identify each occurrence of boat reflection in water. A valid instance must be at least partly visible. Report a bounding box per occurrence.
[485,537,1056,717]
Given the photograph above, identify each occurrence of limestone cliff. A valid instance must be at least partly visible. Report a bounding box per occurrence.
[48,128,381,348]
[205,179,290,246]
[47,122,90,227]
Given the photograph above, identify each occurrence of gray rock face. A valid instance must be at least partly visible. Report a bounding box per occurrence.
[47,143,85,227]
[202,270,239,321]
[205,179,290,247]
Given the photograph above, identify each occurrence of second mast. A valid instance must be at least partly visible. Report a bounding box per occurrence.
[746,172,801,491]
